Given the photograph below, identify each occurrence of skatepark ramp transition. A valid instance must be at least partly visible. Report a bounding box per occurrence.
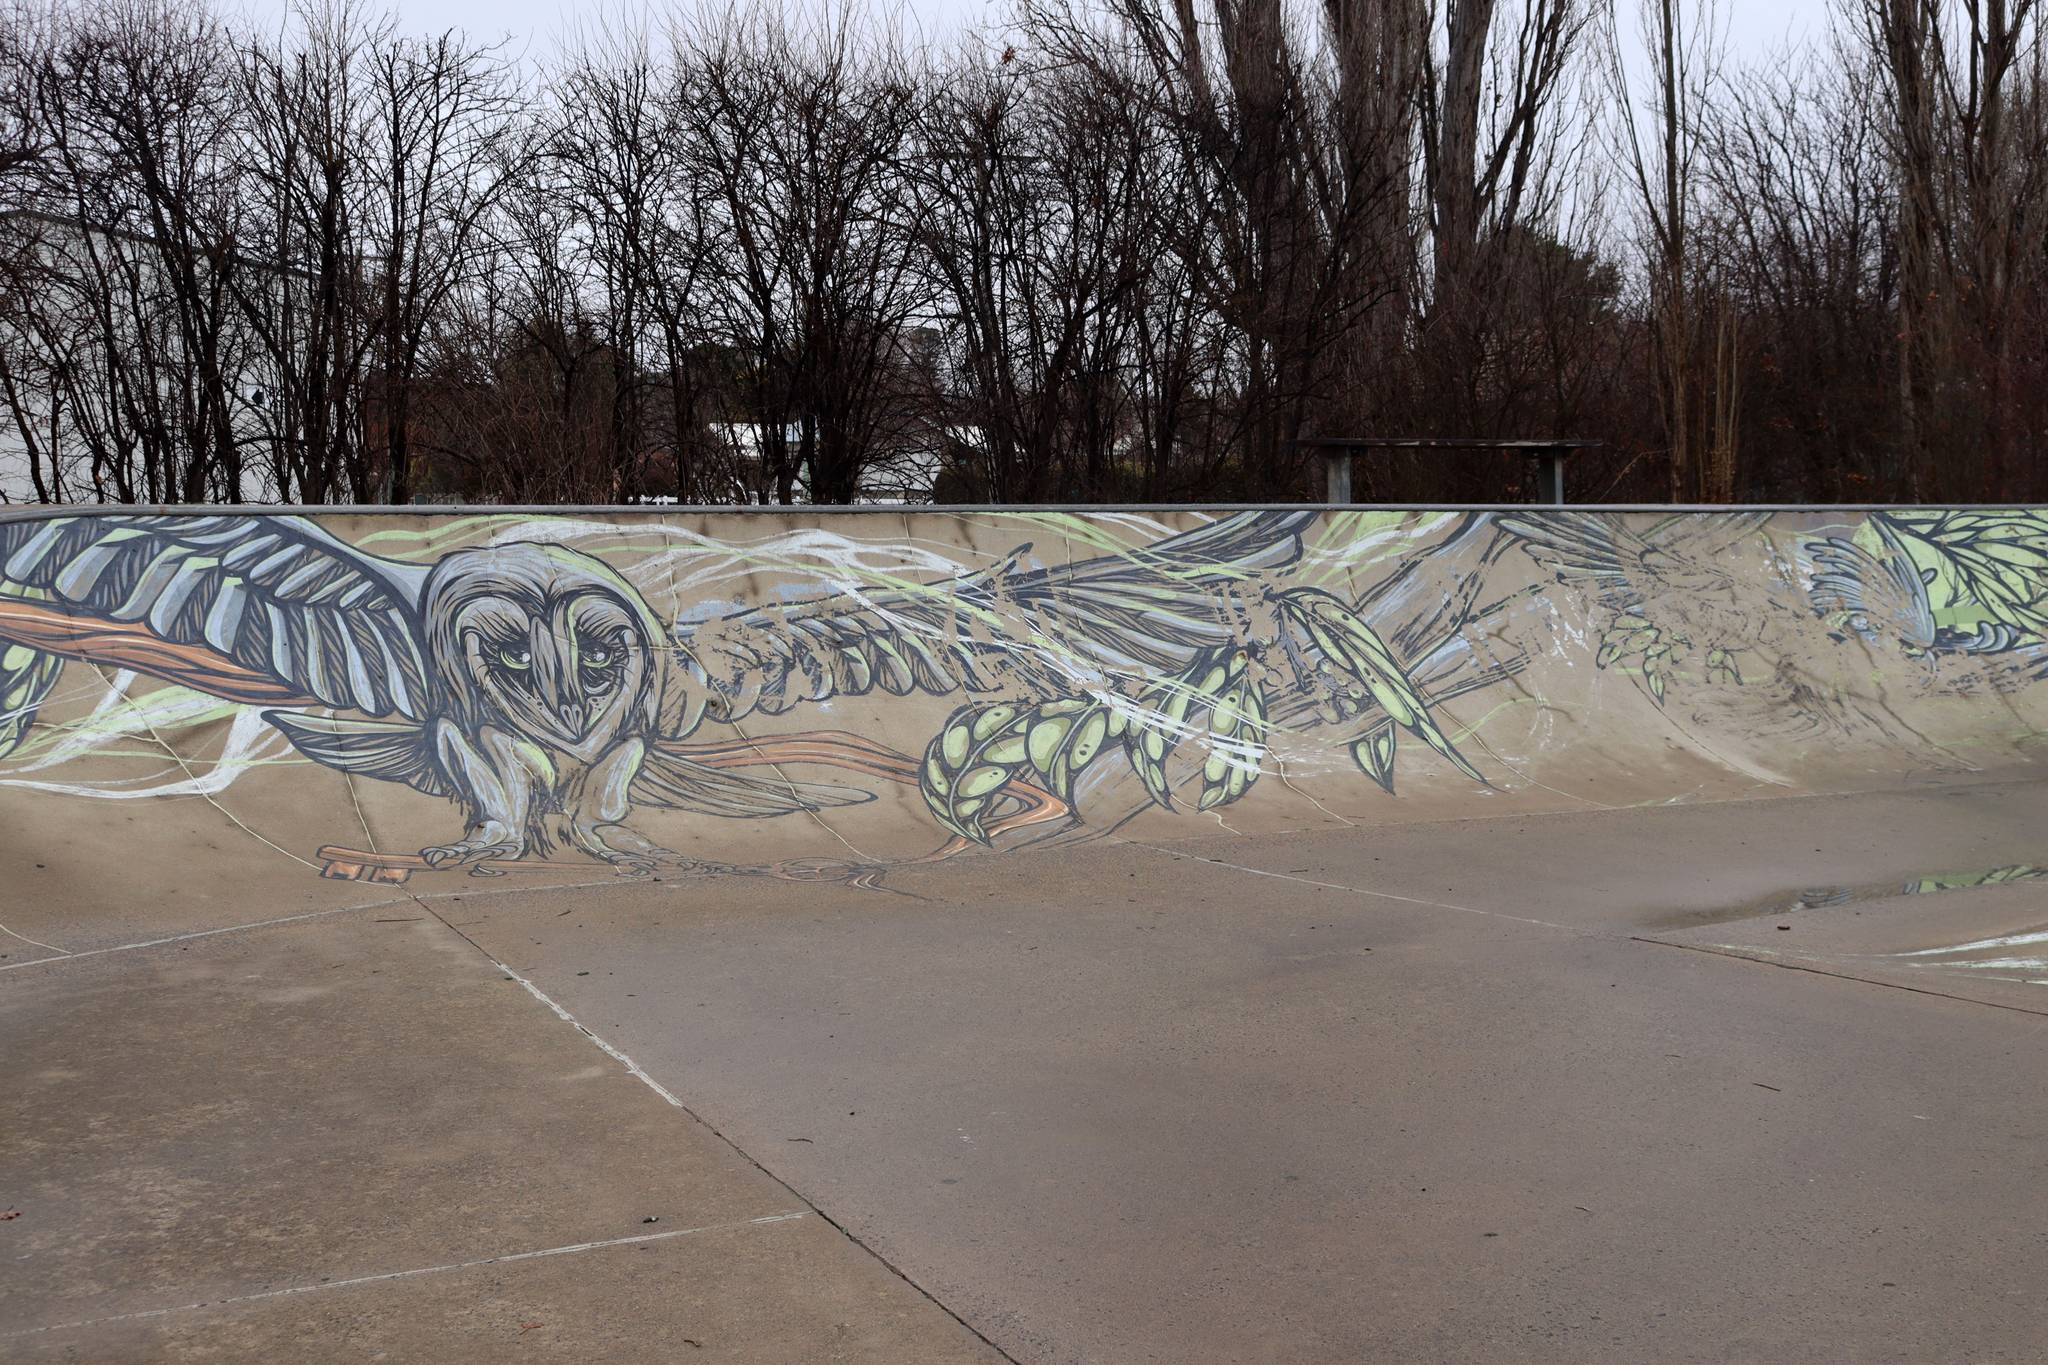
[2,505,2045,896]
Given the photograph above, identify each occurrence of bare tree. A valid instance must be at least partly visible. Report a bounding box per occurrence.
[233,1,387,503]
[1852,0,2048,499]
[0,0,253,502]
[1603,0,1738,500]
[1416,0,1592,494]
[1698,44,1897,499]
[676,9,929,505]
[1025,0,1421,498]
[363,27,521,502]
[3,0,2045,509]
[545,26,674,500]
[913,47,1168,499]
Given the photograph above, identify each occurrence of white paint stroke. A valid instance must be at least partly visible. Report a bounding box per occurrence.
[2,1212,808,1340]
[0,918,69,956]
[0,701,292,798]
[1893,928,2048,957]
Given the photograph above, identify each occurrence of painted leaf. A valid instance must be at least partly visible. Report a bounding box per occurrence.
[1278,588,1483,785]
[1351,721,1398,795]
[1596,622,1659,669]
[920,698,1099,842]
[1198,669,1267,811]
[1124,647,1246,810]
[921,702,1030,842]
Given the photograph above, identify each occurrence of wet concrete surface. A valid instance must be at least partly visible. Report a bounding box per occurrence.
[1652,876,2048,1012]
[6,778,2048,1360]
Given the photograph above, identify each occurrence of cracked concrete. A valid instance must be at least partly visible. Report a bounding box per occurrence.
[0,906,1001,1362]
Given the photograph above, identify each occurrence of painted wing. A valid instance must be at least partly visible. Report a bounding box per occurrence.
[1497,510,1771,609]
[1806,535,1936,651]
[685,511,1318,724]
[1644,510,1775,558]
[0,514,432,718]
[0,629,66,754]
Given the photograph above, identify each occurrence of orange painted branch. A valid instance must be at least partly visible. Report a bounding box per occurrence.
[0,597,312,705]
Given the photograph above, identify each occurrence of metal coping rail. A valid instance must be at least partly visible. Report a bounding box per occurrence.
[0,502,2038,523]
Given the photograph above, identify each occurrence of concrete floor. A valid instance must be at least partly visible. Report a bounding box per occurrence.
[7,778,2048,1361]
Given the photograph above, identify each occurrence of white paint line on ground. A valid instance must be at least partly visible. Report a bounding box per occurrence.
[0,919,69,956]
[2,1212,808,1340]
[1128,769,2048,855]
[0,902,381,975]
[1646,936,2048,1018]
[1894,927,2048,956]
[464,922,697,1113]
[408,899,1025,1364]
[0,874,631,976]
[1117,836,1602,937]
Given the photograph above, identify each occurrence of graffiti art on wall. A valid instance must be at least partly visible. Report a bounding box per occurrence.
[2,507,2045,884]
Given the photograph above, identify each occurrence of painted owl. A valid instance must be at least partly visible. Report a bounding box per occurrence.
[2,510,1474,871]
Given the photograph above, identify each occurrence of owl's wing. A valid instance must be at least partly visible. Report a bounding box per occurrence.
[1494,511,1653,609]
[1639,510,1774,558]
[1496,510,1772,606]
[0,514,432,719]
[1806,535,1937,650]
[685,511,1319,723]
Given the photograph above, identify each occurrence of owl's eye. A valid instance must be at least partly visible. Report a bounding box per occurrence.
[496,644,532,670]
[583,642,614,667]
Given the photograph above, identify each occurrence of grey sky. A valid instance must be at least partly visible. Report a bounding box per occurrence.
[239,0,1842,66]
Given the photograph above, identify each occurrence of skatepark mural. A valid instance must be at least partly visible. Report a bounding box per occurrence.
[3,507,2048,885]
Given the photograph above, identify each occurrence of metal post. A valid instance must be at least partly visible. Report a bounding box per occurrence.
[1536,451,1564,505]
[1325,451,1353,505]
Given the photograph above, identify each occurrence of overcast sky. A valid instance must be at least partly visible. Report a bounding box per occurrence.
[235,0,1841,68]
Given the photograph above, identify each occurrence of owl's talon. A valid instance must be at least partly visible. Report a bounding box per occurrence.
[667,856,736,878]
[607,845,735,878]
[565,819,734,878]
[421,839,524,869]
